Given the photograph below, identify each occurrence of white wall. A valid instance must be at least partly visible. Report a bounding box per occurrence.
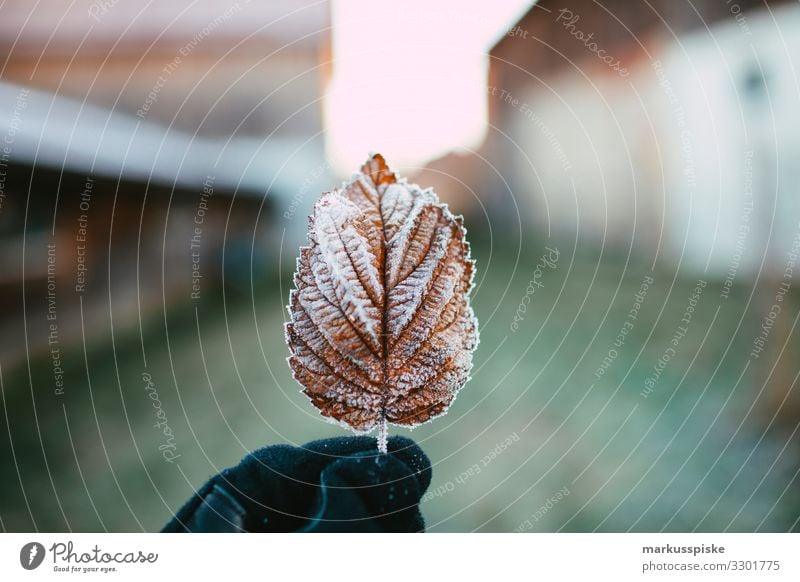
[507,4,800,279]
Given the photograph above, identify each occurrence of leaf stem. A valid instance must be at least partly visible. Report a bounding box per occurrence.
[377,415,388,454]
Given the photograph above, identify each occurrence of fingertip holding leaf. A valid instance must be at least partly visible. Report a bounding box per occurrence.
[285,153,479,453]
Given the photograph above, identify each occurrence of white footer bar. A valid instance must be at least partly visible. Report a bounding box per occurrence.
[1,533,797,581]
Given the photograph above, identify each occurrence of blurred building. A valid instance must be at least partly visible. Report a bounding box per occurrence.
[0,0,334,370]
[483,0,796,277]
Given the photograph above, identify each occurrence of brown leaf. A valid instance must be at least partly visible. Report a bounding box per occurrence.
[285,154,478,436]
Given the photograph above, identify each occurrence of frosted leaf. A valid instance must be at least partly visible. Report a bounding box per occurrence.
[285,154,479,435]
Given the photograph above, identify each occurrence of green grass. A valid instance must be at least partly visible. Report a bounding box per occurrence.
[1,236,798,532]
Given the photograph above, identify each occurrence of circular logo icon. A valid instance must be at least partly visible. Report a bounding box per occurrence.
[20,542,45,570]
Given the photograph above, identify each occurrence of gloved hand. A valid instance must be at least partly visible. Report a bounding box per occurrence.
[162,435,431,533]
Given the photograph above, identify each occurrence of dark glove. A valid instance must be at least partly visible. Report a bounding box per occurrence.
[162,435,431,533]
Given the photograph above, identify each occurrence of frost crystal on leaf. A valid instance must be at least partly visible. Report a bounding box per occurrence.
[285,154,479,439]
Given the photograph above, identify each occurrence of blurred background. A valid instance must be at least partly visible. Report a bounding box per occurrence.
[1,0,799,532]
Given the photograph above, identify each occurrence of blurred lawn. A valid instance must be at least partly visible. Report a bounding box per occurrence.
[1,234,798,532]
